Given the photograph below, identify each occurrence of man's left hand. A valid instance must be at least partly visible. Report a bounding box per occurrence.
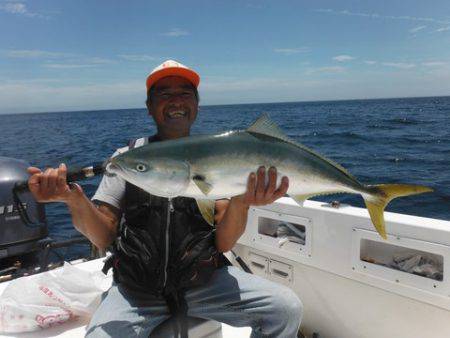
[238,166,289,207]
[215,166,289,252]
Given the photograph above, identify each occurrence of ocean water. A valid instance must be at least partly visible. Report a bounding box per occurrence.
[1,96,449,259]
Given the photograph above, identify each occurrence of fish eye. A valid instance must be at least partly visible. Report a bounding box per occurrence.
[136,163,147,172]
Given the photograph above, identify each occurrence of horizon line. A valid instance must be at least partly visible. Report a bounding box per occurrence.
[1,94,449,116]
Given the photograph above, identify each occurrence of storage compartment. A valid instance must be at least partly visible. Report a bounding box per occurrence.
[246,252,293,285]
[360,239,443,281]
[250,209,312,258]
[248,252,268,276]
[269,259,293,285]
[351,228,450,296]
[258,217,306,245]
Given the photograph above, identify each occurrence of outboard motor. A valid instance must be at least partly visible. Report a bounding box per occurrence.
[0,157,48,263]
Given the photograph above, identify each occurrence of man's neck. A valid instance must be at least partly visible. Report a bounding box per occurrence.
[156,130,190,141]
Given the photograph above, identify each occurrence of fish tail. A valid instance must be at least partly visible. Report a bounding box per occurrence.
[363,184,433,239]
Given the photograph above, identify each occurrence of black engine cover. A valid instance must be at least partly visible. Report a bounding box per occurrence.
[0,157,48,259]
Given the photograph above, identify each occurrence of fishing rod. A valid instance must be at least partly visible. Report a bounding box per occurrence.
[13,162,107,192]
[11,161,110,227]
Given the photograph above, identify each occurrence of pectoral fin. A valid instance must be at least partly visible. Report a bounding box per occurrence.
[193,174,213,196]
[196,199,216,226]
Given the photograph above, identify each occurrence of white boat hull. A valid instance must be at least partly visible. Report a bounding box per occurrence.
[232,197,450,338]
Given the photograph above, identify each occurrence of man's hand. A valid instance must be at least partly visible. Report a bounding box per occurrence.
[215,166,289,252]
[239,166,289,207]
[27,163,83,204]
[27,163,118,250]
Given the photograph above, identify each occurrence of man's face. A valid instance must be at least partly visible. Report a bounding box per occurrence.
[146,76,198,138]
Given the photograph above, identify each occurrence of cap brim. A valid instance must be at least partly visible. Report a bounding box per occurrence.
[146,67,200,91]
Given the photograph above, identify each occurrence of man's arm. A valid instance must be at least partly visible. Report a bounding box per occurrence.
[27,164,120,250]
[66,196,120,250]
[215,166,289,253]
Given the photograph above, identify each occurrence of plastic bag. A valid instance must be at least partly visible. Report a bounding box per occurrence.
[0,262,110,333]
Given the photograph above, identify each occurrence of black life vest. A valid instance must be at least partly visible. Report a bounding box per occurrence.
[102,136,228,337]
[113,185,225,293]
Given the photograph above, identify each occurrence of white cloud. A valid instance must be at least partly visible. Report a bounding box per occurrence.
[0,2,44,18]
[315,8,450,25]
[162,28,190,37]
[274,47,310,55]
[202,76,291,92]
[43,58,115,68]
[436,26,450,32]
[118,54,157,62]
[0,80,144,114]
[333,55,355,62]
[1,78,64,85]
[84,57,115,64]
[422,61,448,67]
[4,49,73,58]
[190,68,450,105]
[409,25,427,33]
[43,64,96,69]
[382,62,416,69]
[245,3,265,9]
[3,49,115,67]
[307,66,346,74]
[1,2,26,13]
[364,60,377,65]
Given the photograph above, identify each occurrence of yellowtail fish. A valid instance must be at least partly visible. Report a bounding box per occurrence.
[107,114,432,239]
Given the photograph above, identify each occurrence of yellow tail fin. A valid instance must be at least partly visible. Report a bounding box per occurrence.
[363,184,433,239]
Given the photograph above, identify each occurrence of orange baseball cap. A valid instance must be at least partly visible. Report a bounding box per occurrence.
[146,59,200,92]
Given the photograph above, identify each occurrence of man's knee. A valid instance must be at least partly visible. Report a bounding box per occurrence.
[274,286,303,324]
[85,321,143,338]
[85,325,104,338]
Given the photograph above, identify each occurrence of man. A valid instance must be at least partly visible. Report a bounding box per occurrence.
[27,60,303,337]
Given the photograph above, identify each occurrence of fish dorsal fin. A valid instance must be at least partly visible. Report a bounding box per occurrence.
[247,113,357,182]
[247,113,293,144]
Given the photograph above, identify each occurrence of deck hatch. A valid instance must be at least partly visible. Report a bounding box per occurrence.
[246,208,312,259]
[360,238,443,281]
[351,228,450,297]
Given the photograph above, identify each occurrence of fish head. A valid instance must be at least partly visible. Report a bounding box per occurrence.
[106,154,190,198]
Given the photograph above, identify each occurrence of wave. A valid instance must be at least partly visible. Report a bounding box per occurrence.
[366,123,397,130]
[381,117,428,125]
[315,131,371,141]
[381,157,448,165]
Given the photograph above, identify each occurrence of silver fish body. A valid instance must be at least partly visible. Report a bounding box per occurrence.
[110,131,359,198]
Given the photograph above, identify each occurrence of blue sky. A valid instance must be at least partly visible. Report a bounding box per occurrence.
[1,0,450,114]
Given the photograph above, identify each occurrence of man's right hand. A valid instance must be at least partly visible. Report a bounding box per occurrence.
[27,163,83,203]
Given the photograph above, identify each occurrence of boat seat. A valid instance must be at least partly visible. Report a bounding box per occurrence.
[151,316,222,338]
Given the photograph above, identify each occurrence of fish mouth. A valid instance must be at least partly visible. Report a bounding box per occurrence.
[102,158,117,177]
[105,160,121,177]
